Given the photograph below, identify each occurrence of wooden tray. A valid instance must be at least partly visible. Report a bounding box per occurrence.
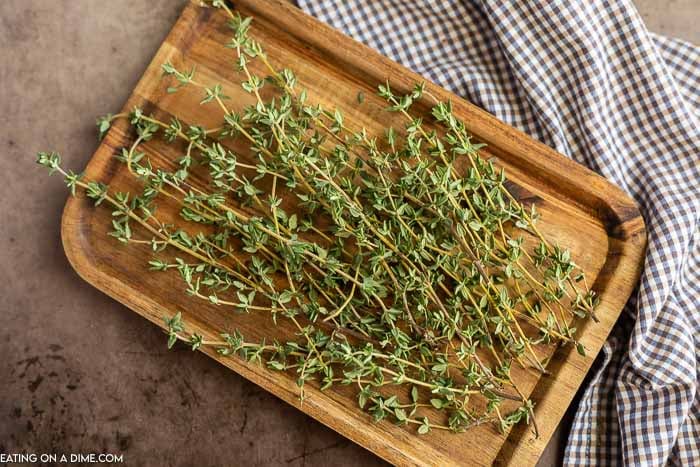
[61,1,646,465]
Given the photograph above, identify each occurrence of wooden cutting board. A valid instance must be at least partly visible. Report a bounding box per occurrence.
[61,1,646,465]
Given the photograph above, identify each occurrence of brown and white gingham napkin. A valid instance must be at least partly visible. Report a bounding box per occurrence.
[296,1,700,464]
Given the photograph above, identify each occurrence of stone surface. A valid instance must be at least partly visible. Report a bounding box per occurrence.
[0,1,695,466]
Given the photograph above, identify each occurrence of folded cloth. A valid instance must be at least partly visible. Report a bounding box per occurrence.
[296,1,700,465]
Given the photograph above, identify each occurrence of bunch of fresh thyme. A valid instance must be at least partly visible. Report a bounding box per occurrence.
[38,1,598,436]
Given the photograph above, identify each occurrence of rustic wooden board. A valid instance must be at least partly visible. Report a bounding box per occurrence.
[61,1,646,465]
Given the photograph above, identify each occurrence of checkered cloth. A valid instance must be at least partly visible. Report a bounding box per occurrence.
[296,1,700,465]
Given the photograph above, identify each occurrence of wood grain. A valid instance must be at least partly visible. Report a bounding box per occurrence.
[60,1,646,465]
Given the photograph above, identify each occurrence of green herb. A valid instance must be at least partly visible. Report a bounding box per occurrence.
[38,2,598,437]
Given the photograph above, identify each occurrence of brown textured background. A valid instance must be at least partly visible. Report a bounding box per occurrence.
[1,1,697,466]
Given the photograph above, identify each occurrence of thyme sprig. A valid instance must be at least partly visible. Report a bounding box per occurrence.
[38,4,598,437]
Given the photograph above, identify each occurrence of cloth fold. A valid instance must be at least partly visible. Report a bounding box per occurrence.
[296,1,700,464]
